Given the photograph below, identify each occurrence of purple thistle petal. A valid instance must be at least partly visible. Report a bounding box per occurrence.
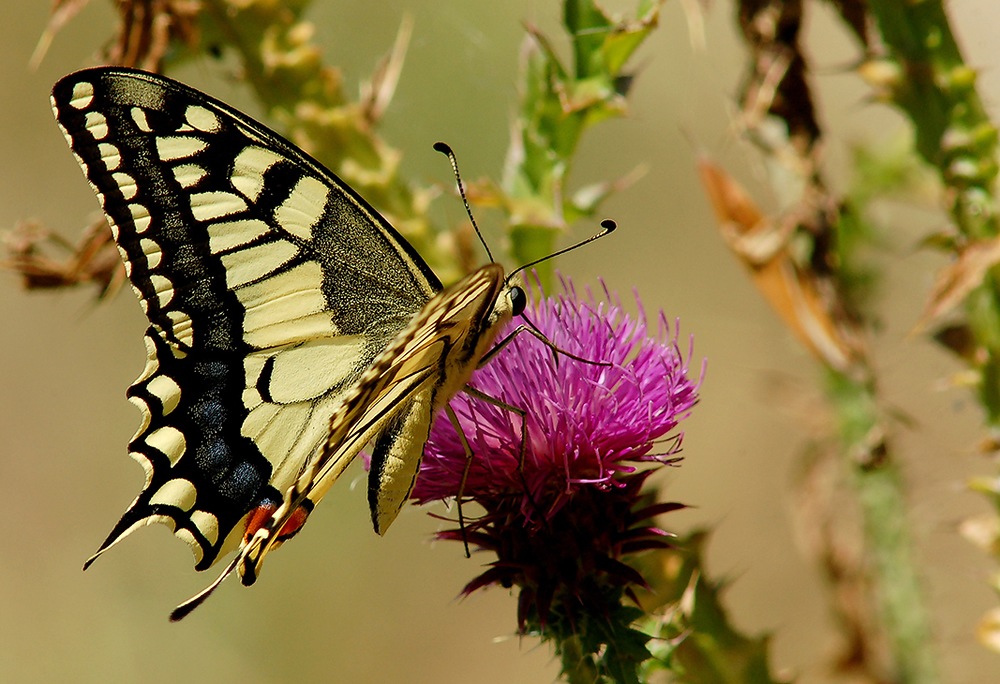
[413,275,701,520]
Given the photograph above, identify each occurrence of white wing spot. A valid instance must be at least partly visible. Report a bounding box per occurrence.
[140,238,162,269]
[113,172,138,200]
[188,510,221,546]
[166,310,194,348]
[237,262,337,347]
[270,393,345,490]
[242,402,279,441]
[231,146,283,201]
[145,426,187,466]
[173,529,203,563]
[148,478,198,510]
[68,149,88,175]
[190,191,248,221]
[242,386,263,410]
[127,394,152,438]
[135,334,160,384]
[150,274,174,308]
[274,176,328,240]
[185,105,221,133]
[131,107,153,132]
[156,135,208,162]
[69,81,94,109]
[243,353,267,387]
[98,143,121,170]
[146,374,182,415]
[243,309,341,350]
[172,163,207,189]
[129,203,152,233]
[114,242,128,261]
[245,402,312,475]
[85,111,109,140]
[264,338,367,403]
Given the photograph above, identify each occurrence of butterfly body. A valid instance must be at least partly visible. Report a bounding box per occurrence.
[51,67,521,598]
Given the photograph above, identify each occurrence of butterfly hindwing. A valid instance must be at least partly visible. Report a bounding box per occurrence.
[233,264,512,583]
[51,68,443,569]
[364,264,512,532]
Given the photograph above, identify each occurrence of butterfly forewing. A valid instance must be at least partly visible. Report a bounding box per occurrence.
[52,68,443,569]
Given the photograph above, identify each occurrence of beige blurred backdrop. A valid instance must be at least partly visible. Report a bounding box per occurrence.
[2,1,999,682]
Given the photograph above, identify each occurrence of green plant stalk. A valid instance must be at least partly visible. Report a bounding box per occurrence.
[828,370,938,683]
[730,0,941,676]
[855,461,937,682]
[501,0,659,284]
[823,150,944,679]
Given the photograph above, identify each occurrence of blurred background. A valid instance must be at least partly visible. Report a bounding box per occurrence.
[2,1,999,682]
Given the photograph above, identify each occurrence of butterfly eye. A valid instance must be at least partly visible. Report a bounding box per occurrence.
[509,286,527,316]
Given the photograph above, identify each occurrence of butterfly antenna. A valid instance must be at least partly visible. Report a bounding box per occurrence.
[434,142,495,263]
[507,219,617,283]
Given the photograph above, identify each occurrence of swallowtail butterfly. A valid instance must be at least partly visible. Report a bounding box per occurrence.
[52,67,537,617]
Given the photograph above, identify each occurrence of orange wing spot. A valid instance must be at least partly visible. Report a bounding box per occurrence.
[243,501,312,544]
[278,504,310,541]
[243,503,277,542]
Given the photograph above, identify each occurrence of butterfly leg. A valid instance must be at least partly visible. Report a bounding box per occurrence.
[444,404,476,557]
[453,386,537,548]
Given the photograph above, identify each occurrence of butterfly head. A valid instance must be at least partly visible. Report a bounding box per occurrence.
[508,283,527,317]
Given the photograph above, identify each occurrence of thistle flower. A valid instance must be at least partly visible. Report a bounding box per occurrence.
[412,277,701,681]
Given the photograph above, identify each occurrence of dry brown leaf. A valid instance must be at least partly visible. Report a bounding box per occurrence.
[30,0,92,69]
[3,219,124,298]
[914,235,1000,333]
[34,0,201,71]
[360,15,412,125]
[698,156,866,377]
